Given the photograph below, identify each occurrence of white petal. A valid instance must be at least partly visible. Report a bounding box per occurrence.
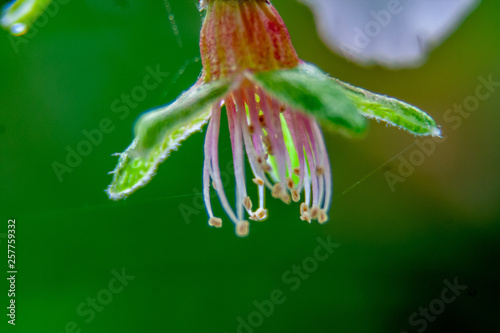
[300,0,480,68]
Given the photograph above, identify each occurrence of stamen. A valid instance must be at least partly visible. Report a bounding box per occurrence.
[234,91,271,192]
[203,108,216,219]
[237,88,275,193]
[208,217,223,228]
[227,96,250,219]
[300,115,319,209]
[300,202,309,215]
[300,213,311,223]
[311,120,332,214]
[310,206,320,220]
[250,207,268,221]
[272,183,284,198]
[273,103,293,179]
[253,177,265,186]
[285,111,307,192]
[302,114,329,213]
[243,196,253,211]
[293,114,312,207]
[259,90,287,185]
[300,203,311,222]
[234,88,277,226]
[318,209,328,224]
[280,193,291,204]
[236,220,250,237]
[256,208,268,220]
[318,174,325,213]
[258,114,266,126]
[262,135,273,155]
[291,189,300,202]
[304,118,325,208]
[249,182,267,222]
[258,183,265,212]
[245,87,268,162]
[203,87,331,233]
[207,104,240,226]
[303,161,311,207]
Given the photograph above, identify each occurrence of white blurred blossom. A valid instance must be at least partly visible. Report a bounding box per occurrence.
[299,0,480,68]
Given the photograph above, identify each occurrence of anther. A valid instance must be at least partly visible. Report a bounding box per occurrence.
[262,136,273,155]
[300,213,311,223]
[250,208,268,221]
[318,209,328,224]
[291,189,300,202]
[310,206,320,220]
[272,183,283,198]
[286,177,294,189]
[293,167,300,176]
[258,114,266,127]
[279,105,286,113]
[243,196,253,210]
[300,202,309,215]
[253,177,265,186]
[248,124,255,134]
[262,163,272,172]
[280,193,291,204]
[256,208,268,220]
[317,166,325,175]
[236,220,250,237]
[208,217,223,228]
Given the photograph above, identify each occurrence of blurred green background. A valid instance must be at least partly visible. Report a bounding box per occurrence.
[1,0,499,332]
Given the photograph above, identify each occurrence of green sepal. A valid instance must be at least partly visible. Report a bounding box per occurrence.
[248,62,368,135]
[250,62,440,137]
[1,0,53,35]
[107,79,231,200]
[333,78,441,136]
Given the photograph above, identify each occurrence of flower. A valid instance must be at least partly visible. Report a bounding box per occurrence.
[107,0,440,237]
[299,0,480,68]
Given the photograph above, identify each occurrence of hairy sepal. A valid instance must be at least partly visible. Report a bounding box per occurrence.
[107,79,231,200]
[332,78,441,136]
[248,62,368,136]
